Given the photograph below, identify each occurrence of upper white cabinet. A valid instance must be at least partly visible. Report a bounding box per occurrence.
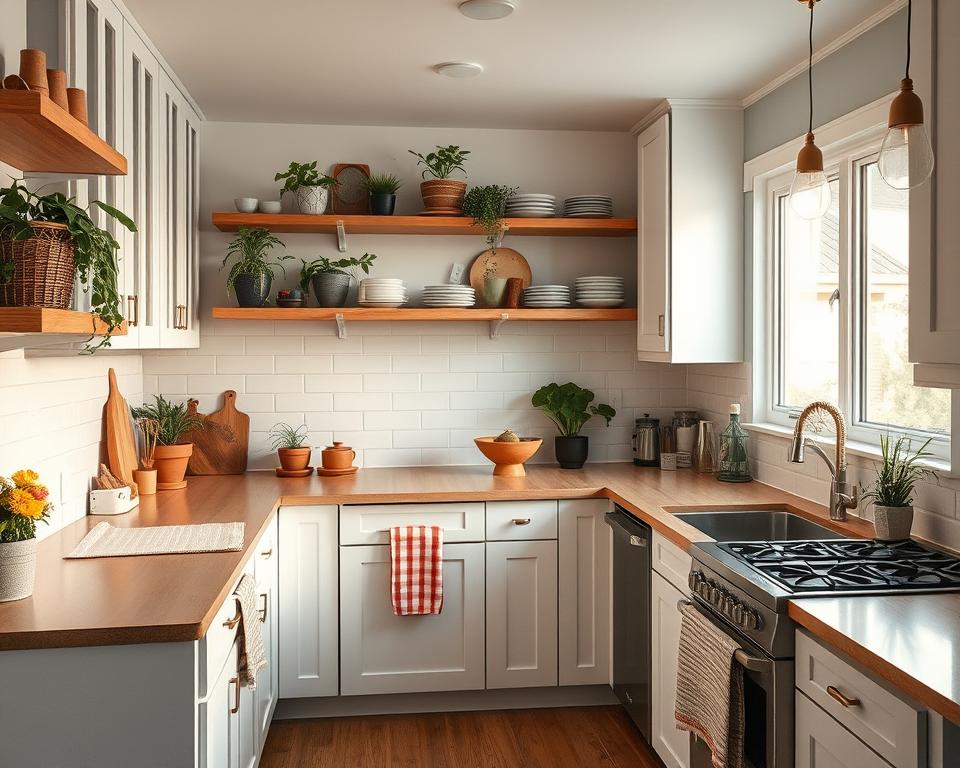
[634,101,744,363]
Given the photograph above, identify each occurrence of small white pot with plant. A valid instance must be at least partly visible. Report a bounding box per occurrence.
[0,470,52,602]
[861,435,934,541]
[275,161,338,215]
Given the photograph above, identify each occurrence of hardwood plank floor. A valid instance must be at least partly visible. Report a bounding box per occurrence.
[260,706,664,768]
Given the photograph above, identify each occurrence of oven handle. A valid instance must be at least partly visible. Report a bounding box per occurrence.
[677,599,773,673]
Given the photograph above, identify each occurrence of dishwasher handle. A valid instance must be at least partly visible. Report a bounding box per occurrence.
[604,510,649,547]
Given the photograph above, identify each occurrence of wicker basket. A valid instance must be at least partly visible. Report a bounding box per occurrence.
[0,221,76,308]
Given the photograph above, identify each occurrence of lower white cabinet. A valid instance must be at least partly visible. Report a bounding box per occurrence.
[201,641,242,768]
[486,539,558,689]
[796,690,891,768]
[650,570,690,768]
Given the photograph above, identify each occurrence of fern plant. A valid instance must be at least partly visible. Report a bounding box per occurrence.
[861,435,935,507]
[133,396,202,446]
[221,226,291,295]
[269,422,309,450]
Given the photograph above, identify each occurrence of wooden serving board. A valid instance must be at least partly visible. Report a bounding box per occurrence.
[468,247,532,306]
[103,368,139,498]
[184,391,249,475]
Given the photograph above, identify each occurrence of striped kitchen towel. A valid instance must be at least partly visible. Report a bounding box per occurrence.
[390,525,443,616]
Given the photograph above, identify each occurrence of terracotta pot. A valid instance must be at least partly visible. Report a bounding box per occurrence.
[66,87,88,125]
[133,468,158,495]
[321,441,356,470]
[46,69,68,110]
[0,538,37,602]
[473,437,542,477]
[18,49,47,94]
[278,447,312,471]
[153,443,193,487]
[420,179,466,213]
[873,504,914,541]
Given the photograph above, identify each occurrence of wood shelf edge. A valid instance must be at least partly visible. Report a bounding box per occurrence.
[0,307,128,336]
[211,307,637,321]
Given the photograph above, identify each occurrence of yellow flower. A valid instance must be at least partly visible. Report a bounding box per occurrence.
[11,469,39,487]
[6,488,46,519]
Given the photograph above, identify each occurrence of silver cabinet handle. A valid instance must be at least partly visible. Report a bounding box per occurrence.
[512,518,532,526]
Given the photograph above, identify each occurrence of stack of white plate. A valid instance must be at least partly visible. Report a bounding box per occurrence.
[575,275,625,307]
[505,193,556,218]
[422,285,476,307]
[358,278,406,308]
[563,195,613,218]
[523,284,572,308]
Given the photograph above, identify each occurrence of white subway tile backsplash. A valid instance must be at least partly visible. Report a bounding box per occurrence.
[477,372,530,391]
[334,392,392,411]
[304,374,363,392]
[246,374,303,393]
[393,355,450,373]
[304,335,363,354]
[144,355,215,374]
[275,393,334,412]
[217,356,275,374]
[245,336,304,355]
[503,352,580,372]
[307,411,364,432]
[394,430,450,449]
[451,391,502,410]
[363,373,419,392]
[333,355,391,373]
[364,411,421,430]
[276,356,333,374]
[394,392,450,411]
[186,374,246,394]
[421,373,477,392]
[363,336,420,354]
[449,354,502,372]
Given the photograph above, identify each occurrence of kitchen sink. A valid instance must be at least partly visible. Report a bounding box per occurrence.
[673,509,845,542]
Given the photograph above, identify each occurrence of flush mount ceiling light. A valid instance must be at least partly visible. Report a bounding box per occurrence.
[878,0,935,190]
[789,0,832,220]
[434,62,484,78]
[458,0,516,20]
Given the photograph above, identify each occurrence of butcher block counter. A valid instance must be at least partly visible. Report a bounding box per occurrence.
[0,462,957,725]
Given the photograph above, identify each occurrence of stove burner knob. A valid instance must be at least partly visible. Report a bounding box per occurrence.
[709,586,721,603]
[731,602,744,625]
[740,609,762,631]
[688,571,703,591]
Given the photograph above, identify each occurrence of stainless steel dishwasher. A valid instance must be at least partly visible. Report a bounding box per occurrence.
[605,506,651,741]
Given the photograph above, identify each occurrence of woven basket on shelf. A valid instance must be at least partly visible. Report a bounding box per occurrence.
[0,221,76,308]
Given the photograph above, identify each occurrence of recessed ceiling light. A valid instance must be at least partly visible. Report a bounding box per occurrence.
[458,0,516,21]
[434,62,484,79]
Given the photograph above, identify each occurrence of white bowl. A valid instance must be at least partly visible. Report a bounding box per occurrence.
[258,200,282,214]
[234,197,258,213]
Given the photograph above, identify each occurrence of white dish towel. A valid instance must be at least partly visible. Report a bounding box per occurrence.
[65,521,244,558]
[235,573,267,688]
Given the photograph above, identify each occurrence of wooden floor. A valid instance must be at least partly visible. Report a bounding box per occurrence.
[260,706,664,768]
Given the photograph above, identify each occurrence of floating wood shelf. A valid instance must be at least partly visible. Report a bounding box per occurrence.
[211,212,637,237]
[0,90,127,175]
[0,308,127,343]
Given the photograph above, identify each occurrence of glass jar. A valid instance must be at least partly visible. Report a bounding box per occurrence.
[673,409,698,468]
[718,404,751,483]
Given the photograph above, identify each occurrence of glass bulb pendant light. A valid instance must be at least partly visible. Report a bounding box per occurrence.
[789,0,832,220]
[878,0,935,189]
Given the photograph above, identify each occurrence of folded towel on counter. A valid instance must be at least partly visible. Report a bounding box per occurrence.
[235,573,267,688]
[675,602,745,768]
[65,521,244,558]
[390,525,443,616]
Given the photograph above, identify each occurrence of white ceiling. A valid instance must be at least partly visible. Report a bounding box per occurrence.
[124,0,894,131]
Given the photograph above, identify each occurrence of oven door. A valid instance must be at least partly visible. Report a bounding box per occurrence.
[682,599,795,768]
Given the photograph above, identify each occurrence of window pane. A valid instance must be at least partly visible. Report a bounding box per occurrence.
[777,179,840,410]
[862,163,950,435]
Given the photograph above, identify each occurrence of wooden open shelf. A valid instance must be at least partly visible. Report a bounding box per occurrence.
[0,90,127,175]
[212,307,636,322]
[211,212,637,237]
[0,308,127,336]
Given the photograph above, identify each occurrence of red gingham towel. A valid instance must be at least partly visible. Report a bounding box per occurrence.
[390,525,443,616]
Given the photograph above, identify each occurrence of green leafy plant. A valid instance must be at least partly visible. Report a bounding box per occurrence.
[269,422,309,450]
[274,161,337,195]
[363,173,402,195]
[133,395,203,446]
[298,253,377,294]
[408,145,470,180]
[531,382,616,437]
[0,181,136,352]
[221,226,291,295]
[861,435,935,508]
[462,184,517,246]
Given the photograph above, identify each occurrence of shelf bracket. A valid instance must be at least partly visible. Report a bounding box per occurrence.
[336,220,347,253]
[489,312,510,339]
[493,223,509,250]
[334,313,347,339]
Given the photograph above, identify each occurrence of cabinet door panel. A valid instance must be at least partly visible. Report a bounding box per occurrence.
[637,113,670,355]
[796,691,891,768]
[651,571,690,768]
[200,642,240,768]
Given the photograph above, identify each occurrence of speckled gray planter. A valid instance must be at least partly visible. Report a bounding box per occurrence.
[0,538,37,602]
[295,185,329,215]
[873,505,914,541]
[234,272,272,307]
[312,272,351,307]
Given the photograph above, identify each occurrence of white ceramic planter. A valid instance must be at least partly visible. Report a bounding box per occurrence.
[295,185,330,215]
[873,504,914,541]
[0,537,37,602]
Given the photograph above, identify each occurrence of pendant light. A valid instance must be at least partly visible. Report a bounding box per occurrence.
[789,0,832,220]
[878,0,935,189]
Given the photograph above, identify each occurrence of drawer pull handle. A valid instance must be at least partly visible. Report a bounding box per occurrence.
[512,518,532,526]
[826,685,861,708]
[229,676,240,714]
[260,547,273,559]
[259,592,268,623]
[223,604,242,630]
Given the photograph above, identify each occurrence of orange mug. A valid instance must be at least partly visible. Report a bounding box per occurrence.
[321,441,355,470]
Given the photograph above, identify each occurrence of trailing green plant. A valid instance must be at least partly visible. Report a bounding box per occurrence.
[363,173,402,195]
[531,382,616,437]
[861,435,936,508]
[298,253,377,294]
[132,395,203,446]
[462,184,517,246]
[274,161,338,195]
[268,422,309,450]
[0,181,136,352]
[221,226,291,295]
[408,145,470,180]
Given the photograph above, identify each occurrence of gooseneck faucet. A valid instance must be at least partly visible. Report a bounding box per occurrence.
[788,401,859,521]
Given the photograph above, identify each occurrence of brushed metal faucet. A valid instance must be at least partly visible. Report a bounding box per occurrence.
[788,401,859,521]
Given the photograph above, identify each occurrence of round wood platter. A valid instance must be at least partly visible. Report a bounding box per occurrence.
[316,466,359,477]
[275,467,313,478]
[468,247,532,305]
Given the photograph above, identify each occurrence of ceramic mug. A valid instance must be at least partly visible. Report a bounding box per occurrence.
[321,442,356,470]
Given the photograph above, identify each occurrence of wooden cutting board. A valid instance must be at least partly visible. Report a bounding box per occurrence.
[468,247,532,305]
[185,391,249,475]
[103,368,139,498]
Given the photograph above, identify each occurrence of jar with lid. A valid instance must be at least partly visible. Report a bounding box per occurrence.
[632,414,660,467]
[717,404,751,482]
[673,409,698,468]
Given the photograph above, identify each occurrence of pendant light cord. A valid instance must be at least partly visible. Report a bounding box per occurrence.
[807,1,815,134]
[905,0,912,79]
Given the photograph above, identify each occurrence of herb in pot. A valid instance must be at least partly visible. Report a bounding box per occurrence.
[407,145,470,180]
[221,226,291,306]
[269,422,309,450]
[861,435,935,508]
[274,161,337,195]
[462,184,517,247]
[133,395,203,446]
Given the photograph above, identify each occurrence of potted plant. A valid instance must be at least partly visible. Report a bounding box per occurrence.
[133,396,203,489]
[532,382,616,469]
[861,435,934,541]
[221,226,291,307]
[0,470,52,601]
[134,417,160,495]
[364,173,402,216]
[275,161,338,215]
[408,145,470,214]
[299,252,377,307]
[462,184,517,249]
[0,180,136,352]
[269,422,312,471]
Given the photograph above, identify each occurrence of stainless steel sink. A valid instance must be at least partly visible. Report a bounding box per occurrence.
[673,509,845,542]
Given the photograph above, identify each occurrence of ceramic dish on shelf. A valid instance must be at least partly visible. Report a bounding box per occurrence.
[275,298,305,308]
[234,197,258,213]
[316,465,359,477]
[575,298,625,307]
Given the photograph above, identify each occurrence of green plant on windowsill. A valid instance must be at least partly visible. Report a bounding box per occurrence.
[274,161,337,195]
[462,184,517,248]
[861,435,935,508]
[298,253,377,294]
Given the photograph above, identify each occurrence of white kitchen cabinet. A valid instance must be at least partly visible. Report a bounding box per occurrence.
[650,570,690,768]
[634,101,743,363]
[200,641,241,768]
[278,505,339,699]
[796,690,891,768]
[486,539,558,689]
[557,499,611,686]
[339,542,485,695]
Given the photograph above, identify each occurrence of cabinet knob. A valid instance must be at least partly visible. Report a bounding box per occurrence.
[512,518,532,526]
[229,676,240,714]
[826,685,861,708]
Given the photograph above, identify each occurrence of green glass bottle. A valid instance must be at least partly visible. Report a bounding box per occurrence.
[718,403,752,483]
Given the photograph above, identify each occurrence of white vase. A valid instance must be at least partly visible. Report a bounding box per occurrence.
[873,505,914,541]
[0,537,37,602]
[295,185,329,215]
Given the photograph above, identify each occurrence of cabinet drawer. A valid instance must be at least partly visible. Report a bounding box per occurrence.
[795,629,925,768]
[486,500,557,541]
[340,502,485,545]
[796,690,891,767]
[199,561,250,700]
[254,514,278,588]
[651,530,691,593]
